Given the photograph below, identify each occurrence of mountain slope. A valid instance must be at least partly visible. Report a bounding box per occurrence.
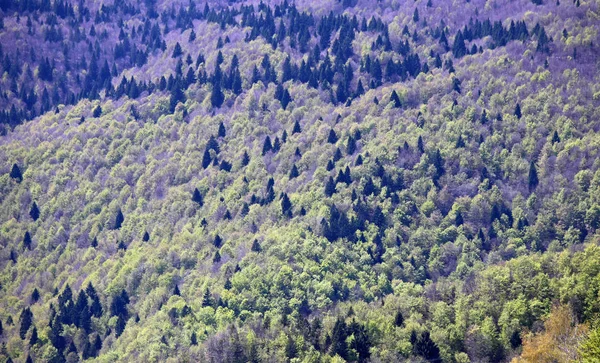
[1,0,600,362]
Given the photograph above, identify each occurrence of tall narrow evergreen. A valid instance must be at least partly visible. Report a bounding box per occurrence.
[328,129,338,144]
[192,188,203,206]
[114,208,124,230]
[10,164,22,182]
[23,231,32,250]
[29,202,40,221]
[528,161,539,191]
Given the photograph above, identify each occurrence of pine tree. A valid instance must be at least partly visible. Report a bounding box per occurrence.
[241,150,250,166]
[417,136,425,153]
[173,285,180,296]
[292,120,302,134]
[413,8,420,22]
[9,163,22,182]
[452,30,467,58]
[172,42,183,58]
[93,105,102,117]
[325,176,337,197]
[528,161,539,191]
[213,234,223,248]
[31,288,40,303]
[328,129,338,144]
[514,103,522,119]
[289,164,299,179]
[394,311,404,327]
[202,148,212,169]
[114,208,124,230]
[552,130,561,144]
[19,308,33,339]
[29,326,38,346]
[191,331,198,345]
[412,331,440,361]
[192,188,203,206]
[390,90,401,108]
[218,122,226,137]
[142,232,150,242]
[202,288,212,307]
[91,236,98,248]
[330,317,348,360]
[23,231,32,250]
[455,211,464,226]
[29,202,40,221]
[281,193,292,217]
[262,136,273,155]
[251,239,261,252]
[211,82,224,108]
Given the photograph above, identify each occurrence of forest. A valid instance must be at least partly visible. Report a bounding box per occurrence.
[1,0,600,361]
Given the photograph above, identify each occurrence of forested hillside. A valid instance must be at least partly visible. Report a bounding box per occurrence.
[1,0,600,361]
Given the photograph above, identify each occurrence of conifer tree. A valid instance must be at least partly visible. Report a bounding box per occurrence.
[528,161,539,191]
[202,148,212,169]
[218,121,226,137]
[262,136,273,155]
[251,239,261,252]
[172,42,183,58]
[23,231,31,250]
[29,327,38,346]
[31,288,40,303]
[114,208,124,230]
[192,188,203,206]
[214,234,223,248]
[292,120,302,134]
[19,308,33,339]
[9,163,22,182]
[281,193,292,217]
[289,164,299,179]
[325,176,337,197]
[514,103,522,119]
[29,202,40,221]
[211,82,224,108]
[202,288,212,307]
[390,90,401,108]
[328,129,338,144]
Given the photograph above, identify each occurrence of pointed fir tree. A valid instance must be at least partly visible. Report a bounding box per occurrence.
[262,136,273,155]
[31,288,40,303]
[10,164,22,182]
[292,120,302,134]
[528,161,539,191]
[23,231,32,250]
[192,188,203,206]
[172,42,183,58]
[29,202,39,221]
[281,193,292,217]
[390,90,401,108]
[289,164,299,179]
[19,308,33,339]
[325,176,337,197]
[328,129,338,144]
[218,122,226,137]
[29,327,38,346]
[210,82,224,108]
[251,239,261,252]
[202,288,212,307]
[114,208,124,230]
[202,148,212,169]
[142,231,150,242]
[514,103,522,119]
